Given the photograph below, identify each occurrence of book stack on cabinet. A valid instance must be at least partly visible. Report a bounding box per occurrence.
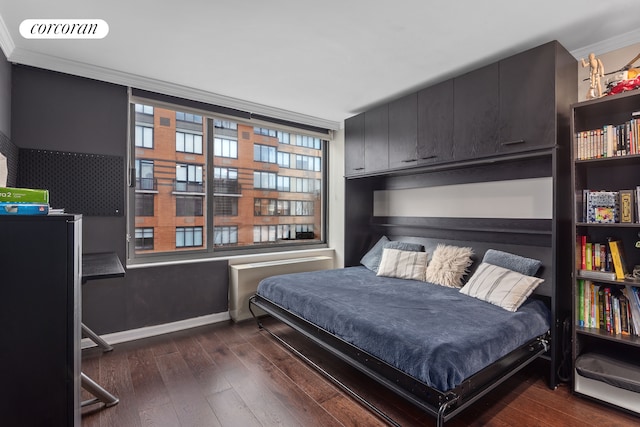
[572,91,640,415]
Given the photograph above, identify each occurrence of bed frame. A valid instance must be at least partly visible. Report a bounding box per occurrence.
[250,151,571,425]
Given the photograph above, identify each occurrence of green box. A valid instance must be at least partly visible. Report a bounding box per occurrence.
[0,187,49,204]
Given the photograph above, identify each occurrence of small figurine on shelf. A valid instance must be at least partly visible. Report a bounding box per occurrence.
[581,52,605,99]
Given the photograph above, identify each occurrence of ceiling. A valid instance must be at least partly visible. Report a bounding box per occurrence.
[1,0,640,130]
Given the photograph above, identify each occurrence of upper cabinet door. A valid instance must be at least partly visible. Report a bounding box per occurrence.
[498,42,557,153]
[344,113,365,176]
[417,80,454,165]
[388,93,418,170]
[453,63,500,160]
[364,103,389,173]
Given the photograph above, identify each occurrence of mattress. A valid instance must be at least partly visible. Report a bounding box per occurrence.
[257,266,551,391]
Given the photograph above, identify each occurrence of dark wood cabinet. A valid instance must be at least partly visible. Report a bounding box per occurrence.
[389,93,418,169]
[498,42,558,153]
[417,80,454,164]
[364,103,389,173]
[1,214,82,426]
[344,40,575,175]
[344,113,365,176]
[453,63,500,160]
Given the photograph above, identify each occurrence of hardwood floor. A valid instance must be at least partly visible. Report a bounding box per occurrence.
[81,317,639,426]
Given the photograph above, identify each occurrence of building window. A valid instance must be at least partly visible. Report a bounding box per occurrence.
[254,144,277,163]
[135,159,155,190]
[214,197,238,216]
[129,98,326,260]
[176,131,203,154]
[136,194,154,216]
[176,226,203,248]
[176,164,204,193]
[253,171,277,190]
[214,137,238,158]
[176,196,203,216]
[135,125,153,148]
[176,111,203,124]
[295,134,322,149]
[135,227,154,250]
[214,226,238,246]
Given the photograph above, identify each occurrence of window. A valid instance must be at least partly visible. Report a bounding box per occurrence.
[136,194,154,216]
[135,228,154,250]
[176,111,203,124]
[176,164,204,193]
[176,131,203,154]
[135,125,153,148]
[135,159,155,190]
[176,226,203,248]
[214,197,238,216]
[129,98,327,260]
[176,196,203,216]
[214,226,238,246]
[253,171,277,190]
[214,137,238,158]
[254,144,277,163]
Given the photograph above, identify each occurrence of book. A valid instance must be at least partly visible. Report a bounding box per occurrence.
[0,202,49,215]
[586,191,618,223]
[608,239,629,280]
[619,189,635,223]
[578,269,616,281]
[0,186,49,204]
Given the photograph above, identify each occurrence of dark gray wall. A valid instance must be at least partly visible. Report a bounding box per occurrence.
[0,49,18,187]
[11,65,229,334]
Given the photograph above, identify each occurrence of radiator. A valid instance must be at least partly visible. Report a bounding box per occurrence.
[229,255,334,322]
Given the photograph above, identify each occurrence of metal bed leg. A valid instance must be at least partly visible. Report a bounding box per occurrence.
[81,372,119,408]
[82,323,113,352]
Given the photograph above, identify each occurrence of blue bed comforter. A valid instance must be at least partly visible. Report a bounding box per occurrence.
[257,266,550,392]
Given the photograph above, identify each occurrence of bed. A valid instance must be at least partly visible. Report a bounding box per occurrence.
[249,236,557,426]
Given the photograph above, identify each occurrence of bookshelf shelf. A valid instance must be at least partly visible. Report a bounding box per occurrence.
[575,326,640,348]
[571,91,640,416]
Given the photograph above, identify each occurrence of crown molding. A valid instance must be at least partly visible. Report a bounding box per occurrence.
[5,47,341,131]
[570,28,640,60]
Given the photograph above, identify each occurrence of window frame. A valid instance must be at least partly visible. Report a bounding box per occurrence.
[127,97,329,265]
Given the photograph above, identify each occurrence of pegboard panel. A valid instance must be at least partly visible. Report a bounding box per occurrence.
[17,149,124,216]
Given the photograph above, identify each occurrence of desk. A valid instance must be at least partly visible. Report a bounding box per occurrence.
[80,252,125,408]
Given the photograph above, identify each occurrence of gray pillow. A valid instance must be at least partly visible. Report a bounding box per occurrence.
[360,236,390,272]
[360,237,425,272]
[482,249,541,276]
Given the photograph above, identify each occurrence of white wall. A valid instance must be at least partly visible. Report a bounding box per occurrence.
[577,42,640,102]
[373,177,553,219]
[328,128,345,267]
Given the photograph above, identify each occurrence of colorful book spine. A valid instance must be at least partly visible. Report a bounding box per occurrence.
[608,240,628,280]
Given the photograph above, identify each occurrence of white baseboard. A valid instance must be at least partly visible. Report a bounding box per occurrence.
[81,311,231,349]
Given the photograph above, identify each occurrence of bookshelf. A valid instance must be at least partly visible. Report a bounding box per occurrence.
[571,90,640,415]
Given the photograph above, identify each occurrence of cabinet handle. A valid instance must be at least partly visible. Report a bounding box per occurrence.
[353,167,365,171]
[420,155,437,160]
[501,139,525,146]
[401,159,417,163]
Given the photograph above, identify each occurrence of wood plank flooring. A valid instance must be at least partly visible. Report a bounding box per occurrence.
[81,317,640,426]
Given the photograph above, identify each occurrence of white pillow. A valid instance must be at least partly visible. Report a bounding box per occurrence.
[377,248,428,281]
[459,262,544,312]
[424,244,474,288]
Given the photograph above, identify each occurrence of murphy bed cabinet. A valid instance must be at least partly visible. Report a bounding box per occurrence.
[571,90,640,415]
[344,39,577,389]
[344,40,576,177]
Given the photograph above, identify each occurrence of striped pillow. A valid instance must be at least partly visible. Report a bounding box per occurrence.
[376,248,428,281]
[459,263,544,312]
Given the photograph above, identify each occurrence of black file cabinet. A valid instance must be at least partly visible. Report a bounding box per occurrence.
[0,214,82,426]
